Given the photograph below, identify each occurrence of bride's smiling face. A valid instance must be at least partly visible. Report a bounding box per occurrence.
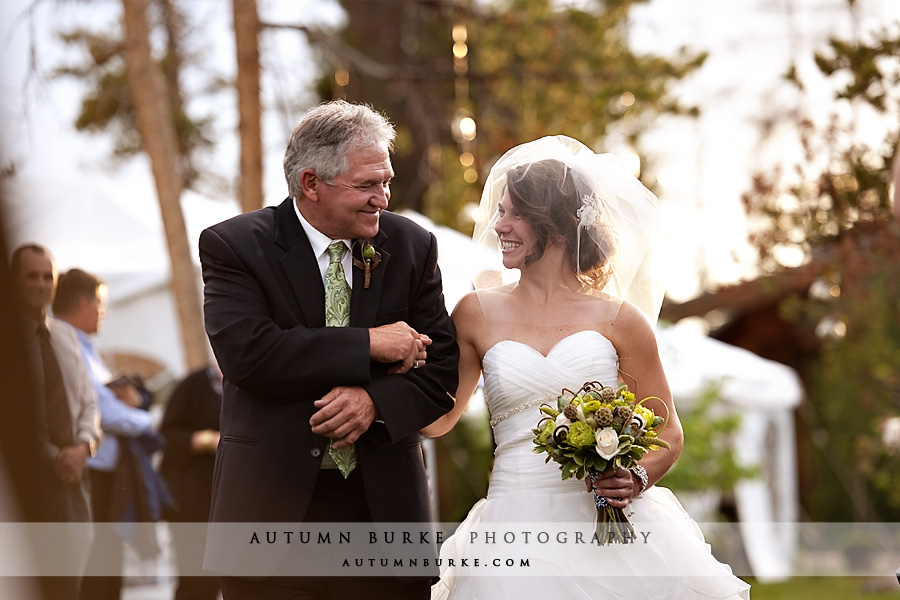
[494,189,537,269]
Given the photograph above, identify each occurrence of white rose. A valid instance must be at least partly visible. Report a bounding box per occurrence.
[595,427,619,460]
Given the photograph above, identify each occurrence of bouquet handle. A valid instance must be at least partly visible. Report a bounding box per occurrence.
[588,469,636,545]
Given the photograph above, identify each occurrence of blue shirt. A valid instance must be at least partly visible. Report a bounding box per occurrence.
[74,329,153,472]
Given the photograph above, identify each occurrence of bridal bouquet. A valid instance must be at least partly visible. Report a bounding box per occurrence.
[532,381,669,545]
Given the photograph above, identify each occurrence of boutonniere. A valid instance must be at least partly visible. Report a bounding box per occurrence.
[352,239,382,288]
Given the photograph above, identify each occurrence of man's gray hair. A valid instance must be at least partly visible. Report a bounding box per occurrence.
[283,100,396,199]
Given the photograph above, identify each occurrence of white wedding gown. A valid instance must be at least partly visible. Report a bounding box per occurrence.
[432,330,751,600]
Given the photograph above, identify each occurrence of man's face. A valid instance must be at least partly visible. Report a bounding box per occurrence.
[307,145,394,240]
[81,284,108,334]
[15,249,57,315]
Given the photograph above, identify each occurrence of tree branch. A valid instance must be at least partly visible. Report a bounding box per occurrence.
[260,21,453,81]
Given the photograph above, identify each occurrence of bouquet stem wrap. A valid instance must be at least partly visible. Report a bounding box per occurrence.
[589,469,635,545]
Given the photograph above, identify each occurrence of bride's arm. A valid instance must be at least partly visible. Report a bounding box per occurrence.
[613,302,684,493]
[421,293,483,438]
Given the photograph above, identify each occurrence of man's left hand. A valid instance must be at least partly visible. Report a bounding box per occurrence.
[310,386,377,449]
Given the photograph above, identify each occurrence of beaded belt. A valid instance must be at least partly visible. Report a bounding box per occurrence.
[490,398,543,428]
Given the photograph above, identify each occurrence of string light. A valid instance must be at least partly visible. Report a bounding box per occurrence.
[452,21,476,185]
[458,117,476,141]
[452,24,467,43]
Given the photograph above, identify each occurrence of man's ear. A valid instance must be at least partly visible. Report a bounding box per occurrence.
[299,170,318,202]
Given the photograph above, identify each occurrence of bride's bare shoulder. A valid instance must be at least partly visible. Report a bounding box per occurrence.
[475,283,518,298]
[575,291,627,321]
[455,285,515,316]
[577,294,654,340]
[451,290,488,330]
[452,291,481,318]
[609,299,656,341]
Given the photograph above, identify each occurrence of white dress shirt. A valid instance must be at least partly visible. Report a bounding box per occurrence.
[293,200,353,289]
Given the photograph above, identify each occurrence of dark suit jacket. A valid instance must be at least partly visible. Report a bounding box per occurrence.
[198,198,458,573]
[159,367,221,523]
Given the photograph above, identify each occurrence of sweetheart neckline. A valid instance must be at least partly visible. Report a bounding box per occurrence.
[483,330,615,361]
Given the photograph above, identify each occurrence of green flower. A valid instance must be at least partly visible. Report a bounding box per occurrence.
[540,404,560,418]
[582,400,602,413]
[566,421,595,448]
[536,419,556,445]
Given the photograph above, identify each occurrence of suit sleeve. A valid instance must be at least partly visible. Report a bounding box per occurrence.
[364,231,459,443]
[199,226,372,400]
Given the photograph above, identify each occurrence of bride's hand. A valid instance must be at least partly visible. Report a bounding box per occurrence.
[388,334,431,374]
[585,467,634,508]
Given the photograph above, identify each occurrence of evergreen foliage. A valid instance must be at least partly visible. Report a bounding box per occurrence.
[742,16,900,521]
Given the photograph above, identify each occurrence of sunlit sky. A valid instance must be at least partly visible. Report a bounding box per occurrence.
[1,0,898,303]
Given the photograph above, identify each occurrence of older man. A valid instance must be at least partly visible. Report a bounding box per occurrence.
[200,100,459,599]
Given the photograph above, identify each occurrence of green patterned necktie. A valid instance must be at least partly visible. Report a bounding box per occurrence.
[324,241,356,477]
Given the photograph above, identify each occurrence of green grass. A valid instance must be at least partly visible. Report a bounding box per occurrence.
[745,576,899,599]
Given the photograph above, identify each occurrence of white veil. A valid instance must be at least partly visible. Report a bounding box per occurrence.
[471,135,665,326]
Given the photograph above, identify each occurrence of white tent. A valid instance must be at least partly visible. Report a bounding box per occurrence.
[396,209,500,314]
[656,322,804,581]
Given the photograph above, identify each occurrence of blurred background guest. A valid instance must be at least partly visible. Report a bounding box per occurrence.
[11,245,99,600]
[52,267,162,600]
[160,362,223,600]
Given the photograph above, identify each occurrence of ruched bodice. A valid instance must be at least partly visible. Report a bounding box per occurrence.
[483,331,618,498]
[432,330,751,600]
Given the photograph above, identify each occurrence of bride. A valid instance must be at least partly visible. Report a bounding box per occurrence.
[423,136,750,599]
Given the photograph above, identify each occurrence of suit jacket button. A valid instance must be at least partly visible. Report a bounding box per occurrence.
[310,448,322,458]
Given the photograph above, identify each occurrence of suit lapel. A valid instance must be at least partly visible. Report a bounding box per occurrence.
[274,198,326,327]
[350,229,390,327]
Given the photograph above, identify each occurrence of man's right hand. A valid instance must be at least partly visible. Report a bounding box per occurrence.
[369,322,431,373]
[54,443,90,487]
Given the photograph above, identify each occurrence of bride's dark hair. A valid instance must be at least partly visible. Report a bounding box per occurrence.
[506,159,617,289]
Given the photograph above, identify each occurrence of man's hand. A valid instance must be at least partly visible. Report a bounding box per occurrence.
[54,443,90,487]
[109,383,143,407]
[310,386,378,449]
[191,429,221,454]
[369,322,432,374]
